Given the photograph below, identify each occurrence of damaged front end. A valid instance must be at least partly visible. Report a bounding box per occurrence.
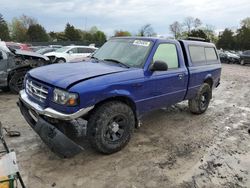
[17,90,92,158]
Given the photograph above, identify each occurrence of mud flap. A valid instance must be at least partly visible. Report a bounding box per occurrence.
[18,100,83,158]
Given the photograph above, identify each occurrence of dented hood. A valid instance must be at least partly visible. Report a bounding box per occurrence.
[28,61,127,89]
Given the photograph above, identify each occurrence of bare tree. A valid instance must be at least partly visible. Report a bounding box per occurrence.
[169,21,182,39]
[183,17,194,33]
[194,18,202,29]
[138,24,155,37]
[19,14,37,29]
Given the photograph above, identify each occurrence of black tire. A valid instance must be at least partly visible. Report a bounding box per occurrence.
[56,58,66,63]
[9,70,27,94]
[87,101,135,154]
[188,83,212,114]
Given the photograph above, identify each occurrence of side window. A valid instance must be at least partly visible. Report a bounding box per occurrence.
[153,43,179,69]
[78,48,88,53]
[205,47,218,61]
[189,46,206,65]
[68,48,78,54]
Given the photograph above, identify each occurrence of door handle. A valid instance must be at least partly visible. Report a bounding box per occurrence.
[178,74,185,80]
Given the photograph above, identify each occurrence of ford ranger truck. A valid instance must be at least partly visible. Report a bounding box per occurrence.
[18,37,221,157]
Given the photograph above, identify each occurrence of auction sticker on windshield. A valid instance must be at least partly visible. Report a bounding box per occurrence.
[133,40,150,47]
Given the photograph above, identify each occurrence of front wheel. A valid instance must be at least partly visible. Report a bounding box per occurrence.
[9,70,27,94]
[56,58,66,63]
[188,83,212,114]
[87,101,135,154]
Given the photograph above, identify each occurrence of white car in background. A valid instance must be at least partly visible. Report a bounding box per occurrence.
[44,45,98,63]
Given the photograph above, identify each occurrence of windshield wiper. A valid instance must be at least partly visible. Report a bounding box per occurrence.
[103,58,130,68]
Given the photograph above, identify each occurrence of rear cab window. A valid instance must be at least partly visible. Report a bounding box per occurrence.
[189,45,218,66]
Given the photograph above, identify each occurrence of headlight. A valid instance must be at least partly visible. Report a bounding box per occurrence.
[53,88,79,106]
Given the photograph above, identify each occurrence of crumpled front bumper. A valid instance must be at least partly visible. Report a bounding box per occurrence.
[17,91,86,158]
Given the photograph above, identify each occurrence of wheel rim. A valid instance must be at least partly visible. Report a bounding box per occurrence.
[10,75,25,92]
[16,77,24,90]
[104,115,126,142]
[200,92,209,110]
[58,59,65,63]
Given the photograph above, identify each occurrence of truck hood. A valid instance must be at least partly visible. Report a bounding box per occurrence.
[28,61,127,89]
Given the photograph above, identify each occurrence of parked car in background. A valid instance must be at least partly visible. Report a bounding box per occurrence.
[48,45,63,49]
[5,42,31,51]
[218,50,240,64]
[240,50,250,65]
[44,45,98,63]
[0,42,51,93]
[36,47,56,55]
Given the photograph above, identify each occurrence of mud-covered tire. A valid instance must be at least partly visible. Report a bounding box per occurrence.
[87,101,135,154]
[188,83,212,114]
[9,70,27,94]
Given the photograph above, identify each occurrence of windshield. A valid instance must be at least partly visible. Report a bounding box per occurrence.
[93,38,153,68]
[55,46,71,53]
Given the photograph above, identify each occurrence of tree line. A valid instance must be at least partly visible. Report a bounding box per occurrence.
[169,16,250,50]
[0,13,156,46]
[0,13,249,50]
[0,14,106,45]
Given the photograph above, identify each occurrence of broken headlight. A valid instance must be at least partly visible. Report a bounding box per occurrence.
[53,88,79,106]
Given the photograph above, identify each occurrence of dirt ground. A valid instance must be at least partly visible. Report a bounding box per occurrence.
[0,64,250,188]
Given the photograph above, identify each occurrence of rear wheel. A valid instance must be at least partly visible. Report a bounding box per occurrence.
[9,70,27,94]
[189,83,212,114]
[87,101,135,154]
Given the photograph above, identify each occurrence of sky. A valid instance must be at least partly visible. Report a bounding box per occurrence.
[0,0,250,37]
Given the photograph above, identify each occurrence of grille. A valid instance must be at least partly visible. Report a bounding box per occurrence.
[26,79,48,102]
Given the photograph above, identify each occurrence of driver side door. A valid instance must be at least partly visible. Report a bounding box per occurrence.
[146,42,188,110]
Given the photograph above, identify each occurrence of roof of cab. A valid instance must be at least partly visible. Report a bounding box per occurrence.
[111,37,214,46]
[111,36,178,42]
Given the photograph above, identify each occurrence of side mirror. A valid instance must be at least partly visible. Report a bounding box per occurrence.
[150,60,168,71]
[0,51,3,60]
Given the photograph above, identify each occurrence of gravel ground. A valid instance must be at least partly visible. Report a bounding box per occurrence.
[0,64,250,188]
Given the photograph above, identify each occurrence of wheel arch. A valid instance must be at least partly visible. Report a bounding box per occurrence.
[90,95,139,127]
[204,76,213,89]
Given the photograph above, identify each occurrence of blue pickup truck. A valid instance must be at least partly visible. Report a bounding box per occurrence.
[18,37,221,157]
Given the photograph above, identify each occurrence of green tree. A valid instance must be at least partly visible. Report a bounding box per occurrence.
[80,30,93,42]
[64,23,81,41]
[10,15,37,42]
[240,17,250,29]
[10,18,28,42]
[188,29,209,41]
[0,14,10,41]
[114,30,131,37]
[92,30,106,45]
[27,24,49,42]
[217,29,235,50]
[235,25,250,50]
